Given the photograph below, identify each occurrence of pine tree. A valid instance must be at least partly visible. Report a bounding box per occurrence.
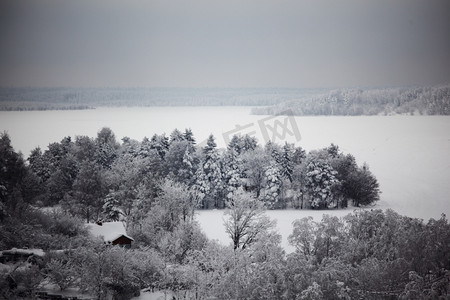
[121,137,140,158]
[222,149,243,200]
[149,134,169,160]
[69,160,105,222]
[326,143,340,159]
[170,129,185,144]
[194,134,223,208]
[305,160,340,209]
[102,191,122,221]
[280,142,294,182]
[228,135,242,154]
[264,163,282,209]
[241,135,258,152]
[183,128,196,145]
[28,147,50,180]
[292,146,306,165]
[203,134,217,155]
[180,146,196,185]
[95,127,119,169]
[228,134,257,155]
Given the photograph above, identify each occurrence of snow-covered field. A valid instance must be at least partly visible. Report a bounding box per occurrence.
[1,107,449,251]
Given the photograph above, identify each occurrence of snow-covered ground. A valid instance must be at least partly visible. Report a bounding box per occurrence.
[1,107,449,250]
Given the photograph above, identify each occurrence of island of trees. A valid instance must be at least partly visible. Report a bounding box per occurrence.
[1,129,449,299]
[16,127,379,219]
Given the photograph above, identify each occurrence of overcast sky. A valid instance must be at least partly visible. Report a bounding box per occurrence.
[1,0,449,88]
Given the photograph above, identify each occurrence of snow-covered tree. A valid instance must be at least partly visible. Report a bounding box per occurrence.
[102,191,122,221]
[149,133,169,160]
[183,128,196,145]
[194,134,223,208]
[165,140,191,180]
[228,135,242,154]
[65,160,105,222]
[178,146,196,185]
[138,137,152,158]
[222,149,243,200]
[120,136,140,158]
[240,148,267,198]
[345,164,380,207]
[304,160,340,209]
[95,127,119,169]
[280,142,294,182]
[169,129,185,144]
[228,134,258,155]
[264,163,283,208]
[224,188,276,250]
[299,282,324,300]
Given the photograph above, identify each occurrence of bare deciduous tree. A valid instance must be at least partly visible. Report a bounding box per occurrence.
[224,188,275,250]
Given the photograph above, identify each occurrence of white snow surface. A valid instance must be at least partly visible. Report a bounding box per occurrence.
[86,221,133,243]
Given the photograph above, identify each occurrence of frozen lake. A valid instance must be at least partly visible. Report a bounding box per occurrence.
[1,107,449,249]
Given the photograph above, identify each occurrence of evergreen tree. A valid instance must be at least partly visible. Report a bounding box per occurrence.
[292,146,306,165]
[139,137,152,158]
[203,134,217,155]
[121,137,140,158]
[166,140,191,180]
[264,163,282,208]
[345,164,380,207]
[73,135,97,162]
[66,160,105,222]
[228,135,242,154]
[179,146,196,185]
[241,148,268,198]
[222,149,243,200]
[169,129,185,144]
[241,135,258,152]
[304,160,340,209]
[280,142,294,182]
[149,134,169,160]
[102,191,122,221]
[183,128,196,145]
[0,132,29,218]
[326,143,340,159]
[194,134,223,208]
[28,147,50,180]
[95,127,119,169]
[265,141,282,164]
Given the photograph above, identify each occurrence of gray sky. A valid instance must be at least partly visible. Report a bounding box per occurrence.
[1,0,449,88]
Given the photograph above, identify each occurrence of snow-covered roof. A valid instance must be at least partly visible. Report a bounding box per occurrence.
[87,222,134,243]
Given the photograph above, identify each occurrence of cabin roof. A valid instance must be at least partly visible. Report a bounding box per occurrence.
[87,221,134,243]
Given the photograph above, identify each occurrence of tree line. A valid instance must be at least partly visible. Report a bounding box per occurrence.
[252,84,450,116]
[0,130,449,299]
[9,127,379,223]
[2,85,448,114]
[0,87,320,111]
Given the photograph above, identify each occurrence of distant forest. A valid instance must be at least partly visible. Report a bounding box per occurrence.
[2,85,449,115]
[253,84,450,116]
[0,87,324,111]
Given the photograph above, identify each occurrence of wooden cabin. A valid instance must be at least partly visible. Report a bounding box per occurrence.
[87,221,134,248]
